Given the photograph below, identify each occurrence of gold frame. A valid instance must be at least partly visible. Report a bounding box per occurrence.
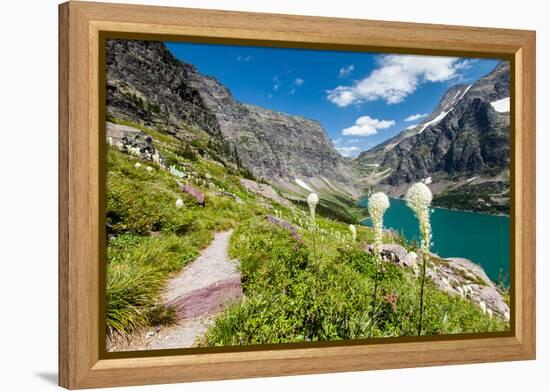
[59,1,536,389]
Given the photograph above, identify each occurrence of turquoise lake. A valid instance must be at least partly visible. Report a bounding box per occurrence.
[359,197,510,284]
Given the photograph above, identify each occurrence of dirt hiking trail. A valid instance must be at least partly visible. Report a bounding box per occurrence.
[109,229,242,351]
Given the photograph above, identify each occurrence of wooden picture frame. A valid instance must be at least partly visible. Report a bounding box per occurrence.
[59,1,536,389]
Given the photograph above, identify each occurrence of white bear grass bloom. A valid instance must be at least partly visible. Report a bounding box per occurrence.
[146,166,153,173]
[405,182,433,336]
[367,192,390,257]
[306,192,319,220]
[349,224,357,242]
[175,198,184,209]
[479,301,487,314]
[306,192,320,263]
[407,251,419,276]
[134,162,141,169]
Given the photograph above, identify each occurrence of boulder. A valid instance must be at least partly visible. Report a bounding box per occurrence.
[181,184,205,206]
[365,243,415,267]
[445,257,493,286]
[240,178,291,207]
[221,191,244,204]
[266,215,303,242]
[106,122,156,158]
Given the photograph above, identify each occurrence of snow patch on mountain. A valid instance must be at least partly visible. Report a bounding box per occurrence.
[490,97,510,113]
[295,178,314,192]
[418,109,453,133]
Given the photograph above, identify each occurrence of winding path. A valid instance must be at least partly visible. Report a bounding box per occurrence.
[114,230,242,351]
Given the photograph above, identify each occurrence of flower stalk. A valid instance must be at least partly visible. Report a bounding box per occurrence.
[349,224,357,242]
[307,193,319,262]
[367,192,390,337]
[405,182,433,336]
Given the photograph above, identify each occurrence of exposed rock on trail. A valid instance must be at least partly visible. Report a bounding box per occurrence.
[163,230,241,319]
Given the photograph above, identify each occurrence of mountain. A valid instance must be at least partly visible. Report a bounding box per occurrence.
[356,62,510,214]
[106,39,360,198]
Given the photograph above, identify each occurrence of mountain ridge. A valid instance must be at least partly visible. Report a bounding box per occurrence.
[355,61,510,214]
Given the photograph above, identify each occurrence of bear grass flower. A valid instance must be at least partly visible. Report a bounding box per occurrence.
[405,182,433,336]
[368,192,390,256]
[479,301,487,314]
[175,198,184,209]
[307,192,319,220]
[306,192,320,264]
[367,191,389,337]
[349,224,357,242]
[134,162,141,169]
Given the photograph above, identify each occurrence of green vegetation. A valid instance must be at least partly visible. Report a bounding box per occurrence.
[106,118,509,344]
[287,197,358,224]
[433,181,510,215]
[203,219,507,346]
[105,134,258,337]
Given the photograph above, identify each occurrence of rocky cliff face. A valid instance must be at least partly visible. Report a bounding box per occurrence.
[106,39,360,197]
[356,62,510,213]
[106,40,222,139]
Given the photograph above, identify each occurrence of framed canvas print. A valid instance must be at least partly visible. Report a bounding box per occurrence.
[58,1,536,389]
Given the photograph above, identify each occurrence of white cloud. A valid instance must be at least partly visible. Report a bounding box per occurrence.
[289,88,296,95]
[339,64,355,78]
[404,113,428,122]
[237,55,253,62]
[406,124,418,130]
[294,78,305,86]
[341,115,395,136]
[336,146,361,157]
[328,55,470,106]
[273,76,281,91]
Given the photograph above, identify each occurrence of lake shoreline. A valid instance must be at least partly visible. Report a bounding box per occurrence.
[358,195,510,218]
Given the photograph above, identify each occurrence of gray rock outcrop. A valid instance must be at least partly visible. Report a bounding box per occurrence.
[240,178,291,207]
[367,243,510,319]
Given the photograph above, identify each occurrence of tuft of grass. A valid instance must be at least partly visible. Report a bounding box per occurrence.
[106,232,211,337]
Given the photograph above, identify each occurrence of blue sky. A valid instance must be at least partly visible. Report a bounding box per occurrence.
[166,42,500,158]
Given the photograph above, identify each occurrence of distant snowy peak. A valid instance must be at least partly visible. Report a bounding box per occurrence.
[490,97,510,113]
